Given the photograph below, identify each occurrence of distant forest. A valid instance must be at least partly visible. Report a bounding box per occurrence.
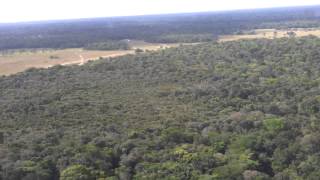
[84,41,130,51]
[0,6,320,50]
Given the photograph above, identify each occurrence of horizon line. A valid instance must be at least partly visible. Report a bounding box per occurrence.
[1,4,319,25]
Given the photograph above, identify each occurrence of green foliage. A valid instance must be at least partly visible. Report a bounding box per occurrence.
[264,78,278,85]
[150,34,216,43]
[2,36,320,179]
[60,165,95,180]
[161,128,194,144]
[84,41,130,51]
[263,117,284,132]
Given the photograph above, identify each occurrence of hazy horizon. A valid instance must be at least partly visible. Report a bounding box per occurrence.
[1,0,320,23]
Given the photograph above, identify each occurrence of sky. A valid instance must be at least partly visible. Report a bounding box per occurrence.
[0,0,320,23]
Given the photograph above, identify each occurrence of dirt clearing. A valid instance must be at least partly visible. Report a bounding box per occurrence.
[0,41,181,76]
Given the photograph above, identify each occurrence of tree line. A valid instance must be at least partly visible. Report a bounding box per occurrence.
[0,5,320,50]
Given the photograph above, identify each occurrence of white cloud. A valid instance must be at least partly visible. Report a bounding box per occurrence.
[0,0,319,22]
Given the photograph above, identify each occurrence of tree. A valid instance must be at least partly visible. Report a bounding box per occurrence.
[135,48,144,53]
[287,31,297,38]
[60,165,95,180]
[0,132,3,144]
[263,117,284,132]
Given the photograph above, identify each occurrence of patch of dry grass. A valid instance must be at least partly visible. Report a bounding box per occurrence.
[0,41,180,76]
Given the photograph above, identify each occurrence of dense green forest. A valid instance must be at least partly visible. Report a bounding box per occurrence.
[0,5,320,50]
[84,41,130,51]
[148,34,215,44]
[2,36,320,179]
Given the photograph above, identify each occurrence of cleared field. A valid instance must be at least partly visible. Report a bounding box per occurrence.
[0,49,134,75]
[6,28,318,76]
[219,28,320,42]
[0,41,180,76]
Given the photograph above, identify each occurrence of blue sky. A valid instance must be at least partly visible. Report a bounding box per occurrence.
[1,0,319,23]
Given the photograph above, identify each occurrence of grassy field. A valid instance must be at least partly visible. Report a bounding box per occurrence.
[2,28,320,76]
[219,28,320,42]
[0,41,180,76]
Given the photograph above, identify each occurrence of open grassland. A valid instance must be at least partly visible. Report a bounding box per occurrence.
[219,28,320,42]
[0,41,181,76]
[3,27,319,76]
[0,49,133,76]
